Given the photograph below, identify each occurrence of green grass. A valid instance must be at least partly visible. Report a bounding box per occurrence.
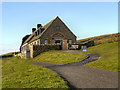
[77,33,119,45]
[30,50,87,64]
[2,57,69,88]
[2,50,87,88]
[77,42,118,72]
[94,36,118,45]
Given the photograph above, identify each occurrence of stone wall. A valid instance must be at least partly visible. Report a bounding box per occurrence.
[21,51,26,58]
[68,44,81,50]
[21,44,61,58]
[32,45,61,58]
[68,41,94,50]
[40,17,76,44]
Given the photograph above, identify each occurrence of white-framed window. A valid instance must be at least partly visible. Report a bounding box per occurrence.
[68,40,72,44]
[44,40,48,44]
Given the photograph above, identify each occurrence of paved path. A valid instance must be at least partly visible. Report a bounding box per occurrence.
[28,50,118,88]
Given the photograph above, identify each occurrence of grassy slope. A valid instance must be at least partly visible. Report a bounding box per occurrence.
[2,50,87,88]
[77,33,119,45]
[2,57,69,88]
[0,51,20,57]
[30,50,87,64]
[77,42,118,72]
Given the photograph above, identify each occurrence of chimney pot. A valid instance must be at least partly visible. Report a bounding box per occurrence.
[37,24,42,29]
[32,28,36,33]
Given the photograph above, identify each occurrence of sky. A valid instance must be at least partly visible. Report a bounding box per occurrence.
[1,2,118,55]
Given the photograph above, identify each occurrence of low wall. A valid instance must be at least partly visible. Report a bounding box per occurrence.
[21,51,27,59]
[32,44,61,58]
[68,41,94,50]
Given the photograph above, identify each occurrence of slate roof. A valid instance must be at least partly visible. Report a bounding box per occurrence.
[23,16,76,45]
[23,16,57,44]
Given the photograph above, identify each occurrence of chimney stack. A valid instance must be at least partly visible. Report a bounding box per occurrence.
[37,24,42,29]
[32,28,36,33]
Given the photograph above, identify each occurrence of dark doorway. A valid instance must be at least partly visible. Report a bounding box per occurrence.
[54,40,63,50]
[26,50,30,58]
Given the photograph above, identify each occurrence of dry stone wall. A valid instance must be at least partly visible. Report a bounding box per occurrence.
[32,45,61,58]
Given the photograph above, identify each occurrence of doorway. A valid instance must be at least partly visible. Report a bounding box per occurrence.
[26,50,30,58]
[54,40,63,50]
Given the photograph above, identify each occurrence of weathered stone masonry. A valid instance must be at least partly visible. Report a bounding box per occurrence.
[20,16,76,58]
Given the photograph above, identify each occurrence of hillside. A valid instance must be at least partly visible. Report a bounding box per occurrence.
[77,33,120,45]
[2,33,119,88]
[77,42,118,71]
[2,50,87,88]
[77,33,119,71]
[0,51,20,58]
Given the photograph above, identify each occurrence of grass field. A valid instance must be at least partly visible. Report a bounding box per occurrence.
[2,50,87,88]
[77,42,118,72]
[30,50,87,64]
[77,33,119,45]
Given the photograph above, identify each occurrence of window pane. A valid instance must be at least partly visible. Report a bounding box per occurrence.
[69,40,72,44]
[44,40,48,44]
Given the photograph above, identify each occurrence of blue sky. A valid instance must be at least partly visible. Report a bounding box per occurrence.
[1,2,118,55]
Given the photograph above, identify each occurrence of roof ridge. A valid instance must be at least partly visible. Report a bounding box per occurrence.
[22,16,70,45]
[26,17,58,44]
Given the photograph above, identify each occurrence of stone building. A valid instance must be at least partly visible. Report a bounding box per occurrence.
[20,16,76,58]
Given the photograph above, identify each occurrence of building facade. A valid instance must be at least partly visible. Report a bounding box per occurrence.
[20,16,76,58]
